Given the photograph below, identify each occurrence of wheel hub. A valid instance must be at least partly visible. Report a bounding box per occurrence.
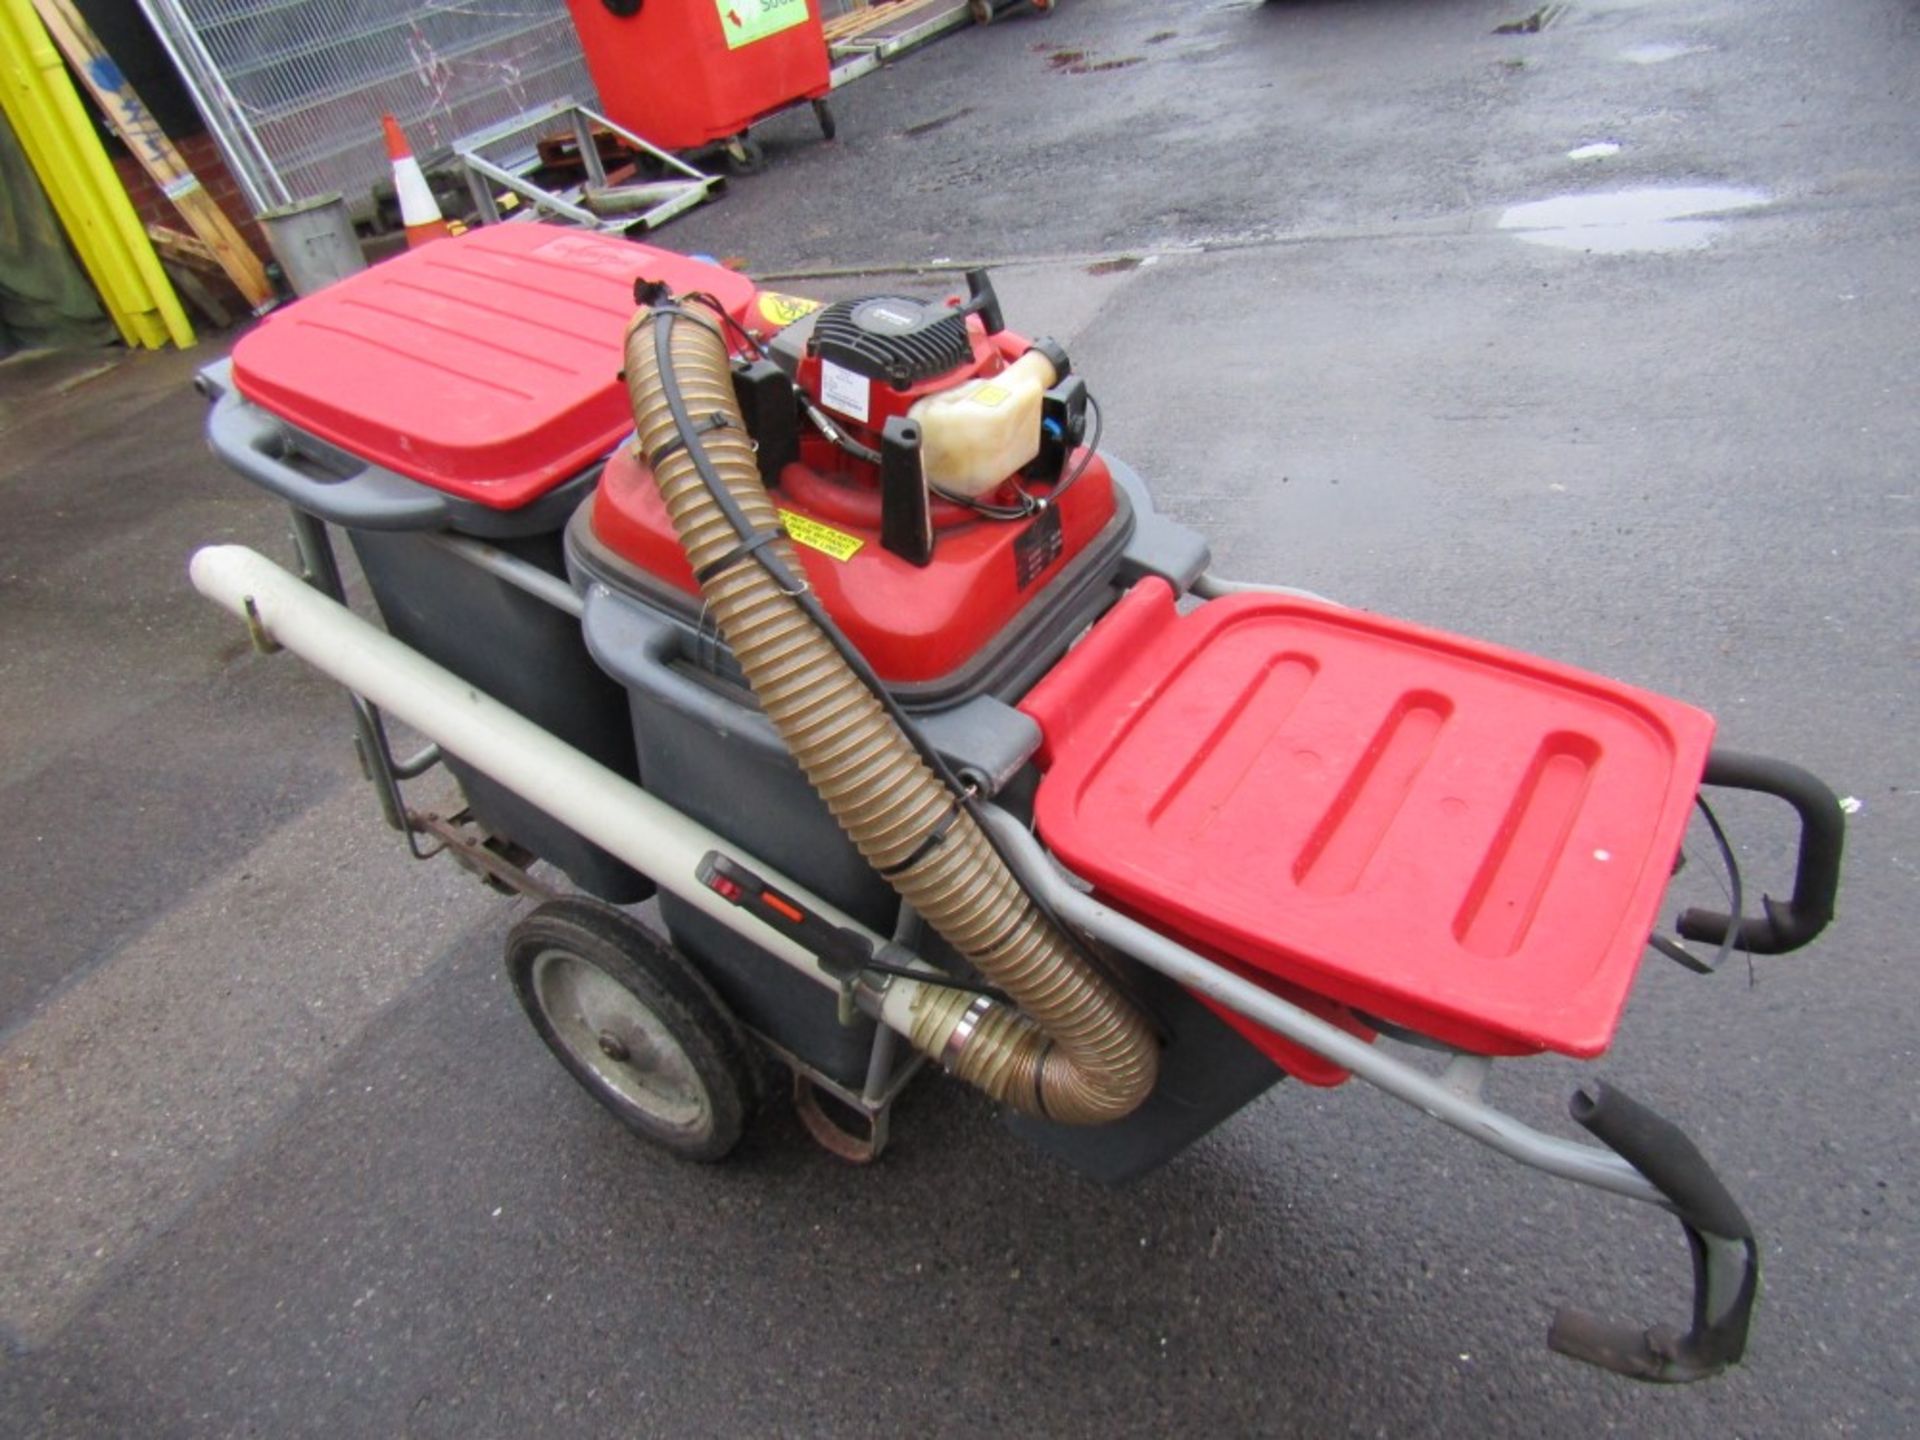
[530,949,710,1132]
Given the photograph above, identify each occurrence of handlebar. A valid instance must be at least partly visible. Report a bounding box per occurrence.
[1677,748,1845,955]
[1548,1081,1759,1383]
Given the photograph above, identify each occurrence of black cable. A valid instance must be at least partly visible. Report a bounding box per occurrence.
[859,960,1008,1001]
[682,291,767,360]
[1697,794,1744,976]
[928,481,1040,520]
[1651,795,1745,976]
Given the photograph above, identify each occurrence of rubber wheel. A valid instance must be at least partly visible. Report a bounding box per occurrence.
[507,897,755,1163]
[723,133,767,176]
[969,0,993,24]
[812,97,836,142]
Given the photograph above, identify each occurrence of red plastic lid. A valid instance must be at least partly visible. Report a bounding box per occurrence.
[1021,580,1716,1059]
[230,225,757,510]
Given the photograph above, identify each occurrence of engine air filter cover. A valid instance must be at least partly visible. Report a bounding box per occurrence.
[811,295,974,387]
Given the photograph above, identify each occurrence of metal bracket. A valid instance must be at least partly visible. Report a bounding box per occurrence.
[793,1073,889,1164]
[241,596,280,654]
[452,101,720,233]
[753,1027,924,1165]
[412,811,561,900]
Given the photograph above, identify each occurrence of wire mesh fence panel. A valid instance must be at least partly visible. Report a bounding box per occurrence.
[142,0,600,215]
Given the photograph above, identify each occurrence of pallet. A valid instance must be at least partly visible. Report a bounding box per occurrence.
[827,0,972,86]
[823,1,916,44]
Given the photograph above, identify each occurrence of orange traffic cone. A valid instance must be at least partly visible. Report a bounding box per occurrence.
[382,113,452,247]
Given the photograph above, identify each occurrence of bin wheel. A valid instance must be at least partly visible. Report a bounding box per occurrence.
[1032,0,1055,10]
[723,133,767,176]
[507,897,755,1163]
[969,0,993,24]
[812,97,837,142]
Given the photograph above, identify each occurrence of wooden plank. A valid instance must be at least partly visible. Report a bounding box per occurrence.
[824,0,962,50]
[825,2,907,43]
[30,0,275,311]
[147,223,220,273]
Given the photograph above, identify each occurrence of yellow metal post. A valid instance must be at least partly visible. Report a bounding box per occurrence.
[0,0,193,348]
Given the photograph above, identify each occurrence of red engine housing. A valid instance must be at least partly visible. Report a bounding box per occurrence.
[587,296,1122,693]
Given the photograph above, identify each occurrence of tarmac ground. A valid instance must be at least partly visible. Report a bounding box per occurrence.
[2,0,1916,1434]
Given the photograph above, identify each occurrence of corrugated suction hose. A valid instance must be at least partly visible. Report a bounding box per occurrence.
[622,300,1158,1124]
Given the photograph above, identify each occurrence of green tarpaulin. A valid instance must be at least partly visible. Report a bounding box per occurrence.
[0,109,113,354]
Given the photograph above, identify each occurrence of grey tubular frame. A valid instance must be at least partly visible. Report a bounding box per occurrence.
[402,544,1683,1206]
[975,805,1668,1207]
[234,513,1773,1380]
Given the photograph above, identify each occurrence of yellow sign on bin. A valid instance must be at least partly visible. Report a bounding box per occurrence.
[716,0,809,49]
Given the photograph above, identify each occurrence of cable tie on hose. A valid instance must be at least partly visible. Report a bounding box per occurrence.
[694,526,790,586]
[877,792,969,877]
[647,412,738,471]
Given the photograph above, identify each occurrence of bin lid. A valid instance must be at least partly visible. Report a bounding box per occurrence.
[1020,580,1716,1059]
[230,224,757,510]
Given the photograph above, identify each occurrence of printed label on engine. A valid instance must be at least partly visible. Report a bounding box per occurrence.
[818,358,871,424]
[717,0,808,49]
[779,509,865,562]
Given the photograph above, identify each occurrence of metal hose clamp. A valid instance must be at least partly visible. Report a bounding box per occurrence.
[942,994,997,1069]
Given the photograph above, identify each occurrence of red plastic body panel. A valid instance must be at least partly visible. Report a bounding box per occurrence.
[589,442,1119,688]
[1020,580,1717,1059]
[564,0,830,151]
[230,225,756,509]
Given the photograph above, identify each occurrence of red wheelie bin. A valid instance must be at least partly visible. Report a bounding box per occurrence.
[564,0,834,172]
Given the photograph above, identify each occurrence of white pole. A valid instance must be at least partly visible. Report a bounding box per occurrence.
[189,545,918,1008]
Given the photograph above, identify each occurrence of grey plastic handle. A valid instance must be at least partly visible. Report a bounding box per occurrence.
[580,582,786,750]
[206,385,450,532]
[635,610,787,748]
[580,583,1042,792]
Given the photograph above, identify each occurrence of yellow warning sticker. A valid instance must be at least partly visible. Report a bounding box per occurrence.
[779,509,865,562]
[717,0,808,49]
[970,383,1011,408]
[757,292,822,328]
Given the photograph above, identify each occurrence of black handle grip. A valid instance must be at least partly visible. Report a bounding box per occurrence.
[1676,748,1845,955]
[1548,1081,1760,1384]
[206,386,450,532]
[1568,1083,1751,1240]
[962,269,1005,335]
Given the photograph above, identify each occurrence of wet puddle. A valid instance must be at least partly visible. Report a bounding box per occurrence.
[1498,185,1768,253]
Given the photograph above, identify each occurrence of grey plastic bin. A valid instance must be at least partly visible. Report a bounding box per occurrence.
[565,460,1287,1179]
[203,361,649,903]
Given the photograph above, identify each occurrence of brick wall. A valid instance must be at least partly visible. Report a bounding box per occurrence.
[112,130,270,299]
